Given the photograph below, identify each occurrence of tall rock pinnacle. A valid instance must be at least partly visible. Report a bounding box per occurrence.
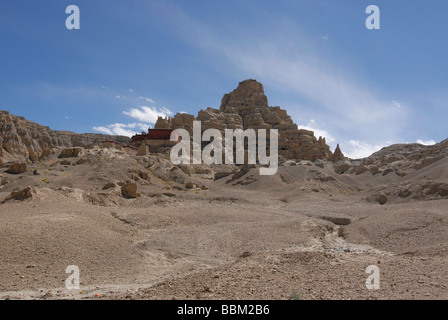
[155,79,334,161]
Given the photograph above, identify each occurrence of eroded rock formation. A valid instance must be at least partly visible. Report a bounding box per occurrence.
[0,110,130,164]
[154,79,334,160]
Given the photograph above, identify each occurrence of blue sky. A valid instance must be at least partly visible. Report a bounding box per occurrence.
[1,0,447,158]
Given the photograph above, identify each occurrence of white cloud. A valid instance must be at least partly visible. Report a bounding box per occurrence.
[93,105,173,137]
[298,119,336,145]
[138,96,155,104]
[227,48,407,139]
[93,123,150,137]
[123,106,172,123]
[296,120,383,158]
[129,89,134,93]
[391,100,401,108]
[416,139,436,145]
[340,140,385,159]
[115,95,121,99]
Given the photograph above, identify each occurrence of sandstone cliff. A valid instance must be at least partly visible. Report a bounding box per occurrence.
[155,79,333,160]
[0,110,130,164]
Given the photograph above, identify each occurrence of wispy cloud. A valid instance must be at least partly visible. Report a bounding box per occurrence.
[225,45,408,142]
[123,106,172,123]
[416,139,436,146]
[92,81,169,137]
[341,140,386,159]
[391,100,401,108]
[93,105,173,137]
[150,2,411,157]
[93,122,149,137]
[138,96,155,104]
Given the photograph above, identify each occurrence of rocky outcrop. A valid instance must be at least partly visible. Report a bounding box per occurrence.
[338,139,448,176]
[1,186,36,203]
[6,163,27,174]
[219,80,333,160]
[155,113,196,134]
[331,144,345,162]
[376,193,388,205]
[153,79,334,161]
[58,148,83,158]
[136,143,149,156]
[0,110,130,163]
[121,183,138,198]
[154,117,171,129]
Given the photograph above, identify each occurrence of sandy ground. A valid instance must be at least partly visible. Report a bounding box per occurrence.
[0,148,447,300]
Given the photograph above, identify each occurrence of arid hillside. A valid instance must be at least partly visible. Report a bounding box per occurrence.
[0,125,447,299]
